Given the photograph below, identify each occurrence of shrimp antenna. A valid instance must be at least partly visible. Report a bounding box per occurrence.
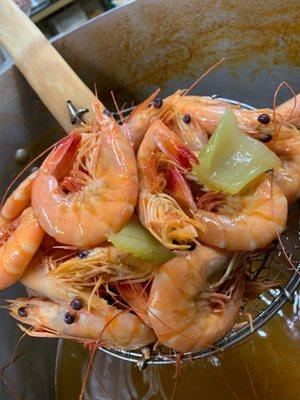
[210,356,240,400]
[182,57,226,96]
[277,231,299,276]
[94,82,99,99]
[5,331,27,399]
[110,90,134,145]
[243,358,258,400]
[110,90,125,124]
[164,58,226,124]
[79,309,129,400]
[272,81,297,145]
[272,81,297,123]
[270,82,299,275]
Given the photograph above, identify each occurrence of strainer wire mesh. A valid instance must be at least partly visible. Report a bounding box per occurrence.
[101,97,300,366]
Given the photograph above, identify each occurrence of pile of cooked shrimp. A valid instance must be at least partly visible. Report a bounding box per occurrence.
[0,88,299,354]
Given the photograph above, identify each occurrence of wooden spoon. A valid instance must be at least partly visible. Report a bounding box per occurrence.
[0,0,101,132]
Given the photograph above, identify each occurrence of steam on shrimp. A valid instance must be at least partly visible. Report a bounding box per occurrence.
[32,102,138,248]
[148,245,244,352]
[0,173,44,290]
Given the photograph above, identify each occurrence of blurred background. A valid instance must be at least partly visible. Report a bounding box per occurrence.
[0,0,134,71]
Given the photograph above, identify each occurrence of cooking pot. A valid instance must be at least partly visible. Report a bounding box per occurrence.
[0,0,299,398]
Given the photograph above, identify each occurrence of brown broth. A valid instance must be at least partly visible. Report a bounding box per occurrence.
[56,299,300,400]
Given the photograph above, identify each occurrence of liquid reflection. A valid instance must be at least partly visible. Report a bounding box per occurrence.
[56,294,300,400]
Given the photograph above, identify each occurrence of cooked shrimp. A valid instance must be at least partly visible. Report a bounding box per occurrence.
[148,245,243,352]
[137,119,203,250]
[195,176,288,251]
[272,125,300,203]
[275,94,300,128]
[32,102,138,248]
[21,244,157,310]
[8,297,156,350]
[138,118,287,251]
[118,282,152,326]
[126,89,208,152]
[127,89,299,147]
[165,93,300,138]
[126,89,175,151]
[0,207,44,290]
[20,258,102,310]
[1,170,38,221]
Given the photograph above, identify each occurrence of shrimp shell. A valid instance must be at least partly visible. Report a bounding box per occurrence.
[148,245,242,352]
[32,104,138,248]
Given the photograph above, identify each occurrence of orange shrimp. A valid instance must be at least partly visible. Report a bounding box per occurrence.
[8,297,156,350]
[195,177,287,251]
[272,125,300,203]
[127,90,299,148]
[118,282,152,326]
[164,93,300,138]
[31,102,138,248]
[1,170,38,221]
[126,89,175,151]
[21,244,157,310]
[0,171,44,291]
[0,207,44,290]
[148,245,243,352]
[137,119,203,250]
[138,119,287,251]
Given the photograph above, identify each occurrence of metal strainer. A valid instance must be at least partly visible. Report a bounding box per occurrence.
[100,98,300,369]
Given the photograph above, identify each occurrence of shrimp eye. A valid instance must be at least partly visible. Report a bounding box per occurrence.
[70,297,83,311]
[257,114,270,124]
[77,250,89,259]
[260,134,272,143]
[183,114,191,124]
[187,241,196,251]
[153,97,163,109]
[103,108,112,117]
[18,307,28,317]
[64,312,75,325]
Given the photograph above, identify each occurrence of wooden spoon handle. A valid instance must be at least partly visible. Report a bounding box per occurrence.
[0,0,100,132]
